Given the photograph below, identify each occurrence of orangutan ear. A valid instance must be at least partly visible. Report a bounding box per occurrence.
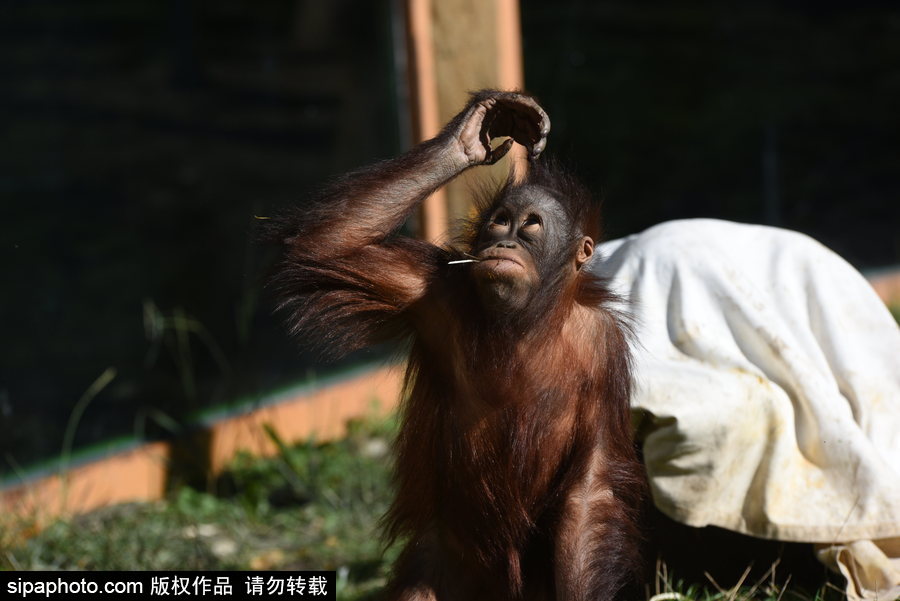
[576,236,594,269]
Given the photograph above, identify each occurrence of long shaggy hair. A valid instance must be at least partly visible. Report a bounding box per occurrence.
[268,155,645,600]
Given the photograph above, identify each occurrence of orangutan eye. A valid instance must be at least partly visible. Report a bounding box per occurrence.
[492,214,510,226]
[523,214,541,227]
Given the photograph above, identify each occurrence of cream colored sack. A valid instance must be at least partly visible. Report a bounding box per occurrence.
[593,219,900,601]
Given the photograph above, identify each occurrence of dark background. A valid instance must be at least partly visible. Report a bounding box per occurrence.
[2,0,898,479]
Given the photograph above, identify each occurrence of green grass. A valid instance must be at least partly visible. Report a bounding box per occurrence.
[2,414,842,601]
[2,415,400,600]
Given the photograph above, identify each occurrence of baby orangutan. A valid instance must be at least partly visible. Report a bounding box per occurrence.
[270,90,644,601]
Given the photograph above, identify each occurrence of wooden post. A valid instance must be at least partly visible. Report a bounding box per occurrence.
[406,0,448,243]
[405,0,525,240]
[496,0,528,182]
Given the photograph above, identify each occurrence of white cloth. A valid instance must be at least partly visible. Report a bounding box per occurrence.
[592,219,900,600]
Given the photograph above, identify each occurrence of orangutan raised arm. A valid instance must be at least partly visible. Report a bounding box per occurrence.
[269,91,549,352]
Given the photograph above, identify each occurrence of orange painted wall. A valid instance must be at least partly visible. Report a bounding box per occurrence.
[869,268,900,307]
[1,365,403,523]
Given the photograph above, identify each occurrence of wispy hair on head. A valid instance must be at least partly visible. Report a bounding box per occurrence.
[458,156,603,250]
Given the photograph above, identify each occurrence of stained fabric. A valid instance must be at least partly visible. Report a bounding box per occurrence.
[592,219,900,600]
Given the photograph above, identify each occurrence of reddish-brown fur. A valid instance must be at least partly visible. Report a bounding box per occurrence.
[269,91,644,601]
